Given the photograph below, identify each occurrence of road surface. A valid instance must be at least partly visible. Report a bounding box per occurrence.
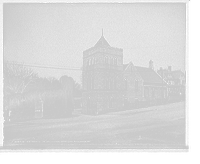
[3,102,187,150]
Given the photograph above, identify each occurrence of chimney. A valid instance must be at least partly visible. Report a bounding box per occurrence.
[149,60,154,70]
[168,66,172,72]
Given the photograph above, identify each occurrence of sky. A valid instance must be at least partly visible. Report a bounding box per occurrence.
[3,3,186,83]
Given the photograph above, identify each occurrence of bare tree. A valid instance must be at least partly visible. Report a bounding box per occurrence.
[3,63,38,94]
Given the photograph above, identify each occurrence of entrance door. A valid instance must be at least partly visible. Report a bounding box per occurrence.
[87,97,97,115]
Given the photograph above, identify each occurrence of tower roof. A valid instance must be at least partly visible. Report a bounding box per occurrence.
[94,31,111,48]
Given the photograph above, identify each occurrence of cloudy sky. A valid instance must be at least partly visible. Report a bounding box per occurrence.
[3,3,186,83]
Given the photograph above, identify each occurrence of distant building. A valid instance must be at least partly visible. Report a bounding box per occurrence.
[82,32,179,114]
[157,66,186,99]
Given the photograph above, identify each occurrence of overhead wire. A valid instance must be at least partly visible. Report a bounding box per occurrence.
[4,61,82,71]
[4,61,167,72]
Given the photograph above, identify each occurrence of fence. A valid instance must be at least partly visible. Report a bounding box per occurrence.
[124,98,169,110]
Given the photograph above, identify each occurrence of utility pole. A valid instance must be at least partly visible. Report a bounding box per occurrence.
[162,70,164,104]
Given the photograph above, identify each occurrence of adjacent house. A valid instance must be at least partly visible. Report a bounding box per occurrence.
[157,66,186,100]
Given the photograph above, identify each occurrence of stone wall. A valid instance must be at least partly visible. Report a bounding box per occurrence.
[82,90,124,114]
[97,90,124,114]
[82,91,98,114]
[82,47,123,90]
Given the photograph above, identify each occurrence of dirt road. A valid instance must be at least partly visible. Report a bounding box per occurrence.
[3,102,187,149]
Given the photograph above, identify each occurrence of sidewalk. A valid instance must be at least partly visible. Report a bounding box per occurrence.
[107,102,185,116]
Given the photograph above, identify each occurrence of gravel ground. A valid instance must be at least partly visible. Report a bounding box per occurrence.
[3,102,187,150]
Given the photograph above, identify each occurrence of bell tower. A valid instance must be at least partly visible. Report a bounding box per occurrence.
[82,31,124,114]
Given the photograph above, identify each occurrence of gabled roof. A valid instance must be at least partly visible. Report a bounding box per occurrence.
[135,66,166,86]
[171,70,185,79]
[94,35,111,48]
[123,64,129,70]
[157,68,185,80]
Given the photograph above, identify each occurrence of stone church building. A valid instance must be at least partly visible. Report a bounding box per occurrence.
[82,32,168,114]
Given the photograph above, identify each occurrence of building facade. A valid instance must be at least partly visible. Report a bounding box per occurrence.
[82,33,171,114]
[157,66,186,100]
[123,61,168,106]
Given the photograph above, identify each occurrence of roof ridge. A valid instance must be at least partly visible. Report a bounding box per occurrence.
[135,66,166,85]
[123,63,129,70]
[135,65,149,69]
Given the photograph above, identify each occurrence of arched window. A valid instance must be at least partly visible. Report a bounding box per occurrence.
[88,97,92,107]
[152,88,155,96]
[110,57,112,65]
[106,77,109,89]
[105,56,108,63]
[88,78,90,90]
[124,79,127,90]
[110,77,112,89]
[92,77,94,89]
[114,58,117,65]
[90,58,92,65]
[90,77,92,89]
[114,77,117,89]
[109,96,114,108]
[87,79,89,90]
[135,80,138,90]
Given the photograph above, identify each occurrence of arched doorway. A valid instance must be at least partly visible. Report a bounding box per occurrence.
[87,97,97,115]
